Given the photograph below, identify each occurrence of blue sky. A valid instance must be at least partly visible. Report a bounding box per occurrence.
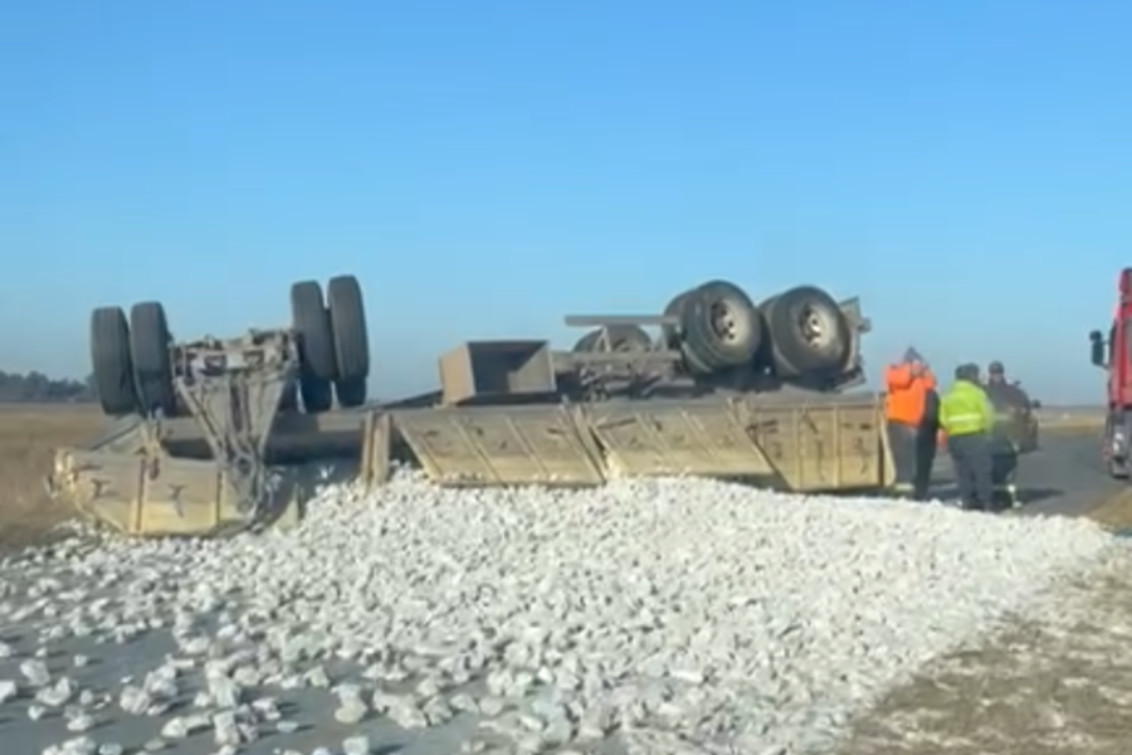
[1,0,1128,402]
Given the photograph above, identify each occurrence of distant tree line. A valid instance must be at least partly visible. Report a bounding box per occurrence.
[0,370,95,403]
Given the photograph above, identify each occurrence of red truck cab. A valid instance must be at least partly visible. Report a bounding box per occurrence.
[1089,267,1132,477]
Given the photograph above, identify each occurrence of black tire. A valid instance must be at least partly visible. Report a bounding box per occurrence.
[326,275,370,382]
[291,281,336,414]
[761,286,851,376]
[130,301,176,416]
[300,378,333,413]
[679,280,764,373]
[335,376,368,408]
[90,307,138,416]
[572,325,652,353]
[278,382,299,412]
[661,289,694,350]
[291,281,337,380]
[662,289,713,374]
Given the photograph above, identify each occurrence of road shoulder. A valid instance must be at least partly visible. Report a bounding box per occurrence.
[838,538,1132,755]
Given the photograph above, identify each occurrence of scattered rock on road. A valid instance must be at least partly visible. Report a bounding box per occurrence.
[0,472,1119,753]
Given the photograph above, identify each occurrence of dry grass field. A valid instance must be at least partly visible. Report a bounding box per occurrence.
[1034,406,1105,431]
[0,403,103,551]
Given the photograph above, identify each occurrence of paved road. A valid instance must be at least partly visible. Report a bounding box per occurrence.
[929,428,1120,517]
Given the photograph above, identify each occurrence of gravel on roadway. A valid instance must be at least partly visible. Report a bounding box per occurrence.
[0,472,1119,755]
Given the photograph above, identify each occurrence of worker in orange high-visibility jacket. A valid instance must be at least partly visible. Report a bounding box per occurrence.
[884,347,940,500]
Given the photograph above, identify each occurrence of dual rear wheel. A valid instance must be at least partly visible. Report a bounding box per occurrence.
[89,275,371,417]
[661,281,852,377]
[290,275,370,411]
[89,302,175,416]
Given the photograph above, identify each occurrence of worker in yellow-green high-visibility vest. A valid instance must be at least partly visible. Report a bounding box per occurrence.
[939,363,996,511]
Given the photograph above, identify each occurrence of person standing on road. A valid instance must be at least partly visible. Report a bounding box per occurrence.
[884,347,939,500]
[939,363,995,510]
[985,361,1030,407]
[984,360,1026,509]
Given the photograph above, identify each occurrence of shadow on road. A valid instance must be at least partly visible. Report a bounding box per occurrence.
[927,483,1064,507]
[1012,487,1065,506]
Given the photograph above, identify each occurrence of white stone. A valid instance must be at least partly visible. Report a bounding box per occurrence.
[160,717,188,738]
[58,737,97,755]
[422,695,454,725]
[305,665,331,687]
[387,695,428,729]
[236,722,259,743]
[334,699,367,724]
[65,712,95,732]
[479,696,506,717]
[36,677,75,707]
[212,711,240,746]
[449,692,479,713]
[343,735,372,755]
[207,675,240,708]
[20,659,50,686]
[251,696,281,720]
[145,701,172,717]
[118,685,150,715]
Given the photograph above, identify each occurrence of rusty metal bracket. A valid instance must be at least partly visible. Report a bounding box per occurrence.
[172,331,296,521]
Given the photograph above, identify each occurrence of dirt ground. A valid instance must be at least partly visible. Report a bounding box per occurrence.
[0,404,102,550]
[1082,488,1132,532]
[840,542,1132,755]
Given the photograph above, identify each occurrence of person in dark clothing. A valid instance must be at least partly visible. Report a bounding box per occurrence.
[990,449,1019,510]
[939,363,995,510]
[984,361,1028,509]
[913,386,941,500]
[985,361,1030,408]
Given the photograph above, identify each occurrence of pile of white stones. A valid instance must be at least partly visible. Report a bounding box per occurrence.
[0,473,1117,754]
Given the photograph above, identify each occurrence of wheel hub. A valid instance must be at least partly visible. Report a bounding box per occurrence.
[710,302,740,343]
[798,306,832,348]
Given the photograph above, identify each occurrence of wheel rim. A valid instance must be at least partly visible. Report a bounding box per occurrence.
[798,305,837,350]
[709,300,750,344]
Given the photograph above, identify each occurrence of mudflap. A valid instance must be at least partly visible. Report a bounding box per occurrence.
[50,447,303,538]
[581,399,775,480]
[390,405,605,486]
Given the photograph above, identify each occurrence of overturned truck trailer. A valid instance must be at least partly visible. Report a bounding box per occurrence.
[52,276,897,537]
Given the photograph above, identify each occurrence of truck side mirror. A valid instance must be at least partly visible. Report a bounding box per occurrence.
[1030,399,1042,409]
[1090,330,1106,367]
